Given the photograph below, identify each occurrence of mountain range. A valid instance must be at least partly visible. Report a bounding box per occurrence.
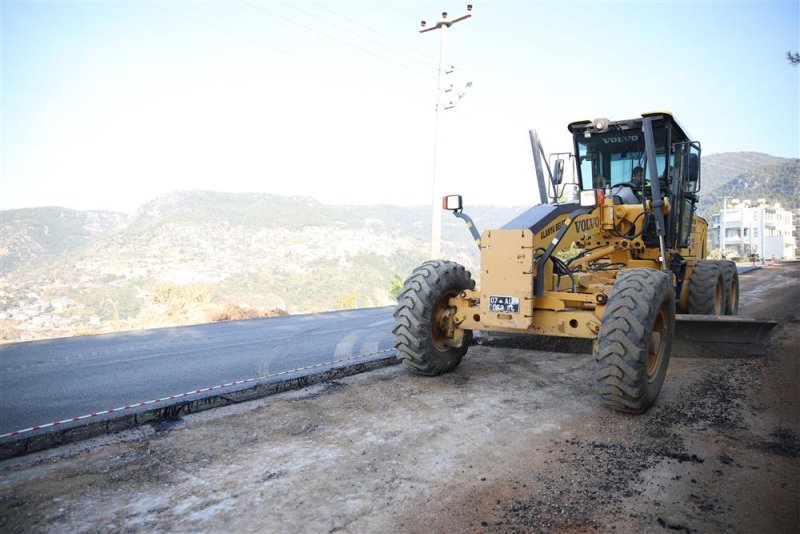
[1,152,797,342]
[699,152,800,214]
[0,191,526,342]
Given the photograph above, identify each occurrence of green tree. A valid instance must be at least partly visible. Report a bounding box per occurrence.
[151,282,215,312]
[389,274,405,300]
[337,292,358,310]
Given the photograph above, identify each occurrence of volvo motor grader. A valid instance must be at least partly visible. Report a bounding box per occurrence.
[393,112,773,413]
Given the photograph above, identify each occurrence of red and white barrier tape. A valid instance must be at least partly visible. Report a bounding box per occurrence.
[0,347,396,440]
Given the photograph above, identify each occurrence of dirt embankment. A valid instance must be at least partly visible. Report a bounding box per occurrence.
[0,264,798,533]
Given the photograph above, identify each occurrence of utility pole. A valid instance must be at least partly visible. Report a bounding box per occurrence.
[720,196,727,256]
[759,204,766,264]
[420,5,472,260]
[749,205,754,259]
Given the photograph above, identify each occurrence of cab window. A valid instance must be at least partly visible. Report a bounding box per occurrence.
[576,128,669,190]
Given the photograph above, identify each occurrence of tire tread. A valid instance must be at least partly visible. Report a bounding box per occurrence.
[392,260,475,376]
[688,261,724,315]
[594,269,675,414]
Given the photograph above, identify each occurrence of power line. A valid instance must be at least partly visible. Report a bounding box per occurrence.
[237,0,437,80]
[287,2,438,71]
[305,0,438,63]
[144,1,316,67]
[142,1,430,105]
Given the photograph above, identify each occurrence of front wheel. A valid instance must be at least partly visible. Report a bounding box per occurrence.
[594,269,676,414]
[392,260,475,376]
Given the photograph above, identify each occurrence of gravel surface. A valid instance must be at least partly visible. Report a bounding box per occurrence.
[0,263,797,533]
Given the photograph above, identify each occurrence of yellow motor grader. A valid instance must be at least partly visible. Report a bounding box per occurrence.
[393,112,774,413]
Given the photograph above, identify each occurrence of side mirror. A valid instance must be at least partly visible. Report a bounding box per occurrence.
[553,158,565,185]
[442,194,463,212]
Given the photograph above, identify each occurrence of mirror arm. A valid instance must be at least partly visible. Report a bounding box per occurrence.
[452,211,482,249]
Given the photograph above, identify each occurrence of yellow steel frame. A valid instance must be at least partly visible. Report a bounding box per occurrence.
[445,196,708,342]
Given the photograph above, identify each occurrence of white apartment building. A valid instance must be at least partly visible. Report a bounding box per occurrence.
[710,199,795,260]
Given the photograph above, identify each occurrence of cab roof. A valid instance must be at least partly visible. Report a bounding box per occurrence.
[567,112,692,142]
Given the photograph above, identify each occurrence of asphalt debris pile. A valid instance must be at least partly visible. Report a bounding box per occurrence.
[651,359,761,432]
[495,438,661,532]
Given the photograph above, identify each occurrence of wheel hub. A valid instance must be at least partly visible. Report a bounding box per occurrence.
[432,291,460,350]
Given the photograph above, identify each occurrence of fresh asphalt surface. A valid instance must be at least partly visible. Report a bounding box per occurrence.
[0,266,761,437]
[0,307,395,435]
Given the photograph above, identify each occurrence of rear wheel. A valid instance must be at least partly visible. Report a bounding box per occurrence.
[392,260,475,376]
[718,260,739,315]
[688,261,725,315]
[594,269,675,414]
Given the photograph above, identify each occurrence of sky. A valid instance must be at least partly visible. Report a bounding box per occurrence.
[2,0,799,213]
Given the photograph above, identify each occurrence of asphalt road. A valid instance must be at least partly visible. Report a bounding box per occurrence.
[0,307,395,435]
[0,264,763,437]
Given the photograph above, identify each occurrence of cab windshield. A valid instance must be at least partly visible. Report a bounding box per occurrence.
[576,128,671,191]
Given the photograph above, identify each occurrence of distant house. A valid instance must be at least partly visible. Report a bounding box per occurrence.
[710,199,795,259]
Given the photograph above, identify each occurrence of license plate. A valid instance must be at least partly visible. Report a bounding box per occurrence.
[488,295,519,313]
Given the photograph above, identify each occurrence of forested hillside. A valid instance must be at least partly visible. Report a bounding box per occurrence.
[0,208,126,274]
[698,152,799,216]
[0,191,526,342]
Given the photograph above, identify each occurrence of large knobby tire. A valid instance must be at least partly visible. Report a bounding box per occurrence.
[687,260,725,315]
[392,260,475,376]
[718,260,739,315]
[594,269,676,414]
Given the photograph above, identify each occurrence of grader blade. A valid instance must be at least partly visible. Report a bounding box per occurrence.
[673,315,779,359]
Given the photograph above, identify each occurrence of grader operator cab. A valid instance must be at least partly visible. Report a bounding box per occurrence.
[393,112,775,414]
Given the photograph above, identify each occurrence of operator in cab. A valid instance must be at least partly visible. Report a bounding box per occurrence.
[611,166,646,204]
[632,166,644,187]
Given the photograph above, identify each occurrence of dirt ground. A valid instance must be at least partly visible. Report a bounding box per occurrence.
[0,264,798,533]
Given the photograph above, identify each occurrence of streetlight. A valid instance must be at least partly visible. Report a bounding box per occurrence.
[720,196,728,257]
[420,5,473,260]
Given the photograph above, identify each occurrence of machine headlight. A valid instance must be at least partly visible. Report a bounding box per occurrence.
[580,189,604,207]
